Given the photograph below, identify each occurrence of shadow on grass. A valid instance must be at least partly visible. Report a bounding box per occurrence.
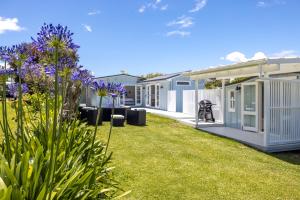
[271,150,300,165]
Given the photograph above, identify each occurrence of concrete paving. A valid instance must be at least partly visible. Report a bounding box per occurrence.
[135,107,223,127]
[135,107,265,150]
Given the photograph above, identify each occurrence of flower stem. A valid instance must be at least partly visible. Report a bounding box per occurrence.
[45,46,59,200]
[17,63,24,153]
[2,61,11,164]
[104,97,115,156]
[85,95,103,171]
[52,75,68,184]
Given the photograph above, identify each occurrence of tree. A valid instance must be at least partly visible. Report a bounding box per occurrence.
[141,72,163,79]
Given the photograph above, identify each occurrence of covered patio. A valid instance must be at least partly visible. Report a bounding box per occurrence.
[185,58,300,152]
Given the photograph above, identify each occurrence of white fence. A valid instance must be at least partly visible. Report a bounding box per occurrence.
[183,89,222,121]
[265,79,300,145]
[167,90,176,112]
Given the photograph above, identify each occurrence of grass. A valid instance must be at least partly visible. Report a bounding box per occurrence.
[97,114,300,200]
[1,104,300,199]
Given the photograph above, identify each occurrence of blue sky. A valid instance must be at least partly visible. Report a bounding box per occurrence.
[0,0,300,76]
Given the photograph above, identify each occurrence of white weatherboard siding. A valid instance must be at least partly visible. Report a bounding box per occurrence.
[167,90,176,112]
[183,89,222,122]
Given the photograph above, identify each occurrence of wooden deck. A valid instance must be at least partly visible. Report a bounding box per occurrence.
[198,126,265,150]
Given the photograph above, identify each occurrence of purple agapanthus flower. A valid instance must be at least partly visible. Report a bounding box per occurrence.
[0,44,27,63]
[108,82,126,97]
[91,80,108,97]
[32,23,80,53]
[0,46,11,62]
[0,69,16,76]
[59,56,78,70]
[45,65,56,77]
[20,64,42,80]
[71,69,93,86]
[8,83,29,98]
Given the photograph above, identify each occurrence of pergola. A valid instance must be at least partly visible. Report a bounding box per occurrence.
[185,58,300,127]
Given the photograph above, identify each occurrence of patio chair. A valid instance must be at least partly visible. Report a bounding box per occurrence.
[102,108,112,121]
[87,107,103,125]
[80,106,93,120]
[127,109,146,126]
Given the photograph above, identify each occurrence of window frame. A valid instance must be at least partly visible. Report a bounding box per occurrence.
[228,89,236,113]
[176,81,191,86]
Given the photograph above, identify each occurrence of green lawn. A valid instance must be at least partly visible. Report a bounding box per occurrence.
[1,107,300,199]
[98,114,300,200]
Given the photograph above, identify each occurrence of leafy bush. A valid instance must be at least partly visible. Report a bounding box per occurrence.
[0,24,127,199]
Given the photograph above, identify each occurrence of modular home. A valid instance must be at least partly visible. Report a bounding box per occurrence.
[84,72,203,112]
[137,72,204,112]
[85,73,143,107]
[186,58,300,152]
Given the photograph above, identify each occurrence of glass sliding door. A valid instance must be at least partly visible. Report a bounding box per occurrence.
[242,83,258,132]
[151,85,156,107]
[146,85,151,106]
[145,84,160,108]
[135,86,142,106]
[156,84,160,108]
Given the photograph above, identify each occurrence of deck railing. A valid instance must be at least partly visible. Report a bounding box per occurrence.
[265,79,300,145]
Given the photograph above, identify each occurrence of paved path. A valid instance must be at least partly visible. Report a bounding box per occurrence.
[135,108,222,127]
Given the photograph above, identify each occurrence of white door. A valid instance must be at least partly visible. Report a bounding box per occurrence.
[241,82,259,132]
[135,86,142,106]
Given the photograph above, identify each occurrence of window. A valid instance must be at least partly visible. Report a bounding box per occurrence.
[136,86,142,105]
[176,81,191,86]
[156,84,160,107]
[228,90,236,112]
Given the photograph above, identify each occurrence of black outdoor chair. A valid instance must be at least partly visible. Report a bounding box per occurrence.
[102,107,129,121]
[87,107,102,125]
[127,109,146,126]
[102,108,112,121]
[80,106,93,121]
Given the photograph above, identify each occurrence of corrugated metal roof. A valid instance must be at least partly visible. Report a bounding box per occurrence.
[93,73,142,79]
[142,72,184,82]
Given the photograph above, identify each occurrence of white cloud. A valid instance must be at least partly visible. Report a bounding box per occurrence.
[257,1,267,7]
[138,5,146,13]
[82,24,92,32]
[0,17,23,34]
[189,0,207,13]
[167,16,194,29]
[88,10,100,16]
[271,50,299,58]
[139,0,166,13]
[224,51,248,62]
[166,30,190,37]
[222,50,299,63]
[257,0,286,7]
[251,52,267,60]
[161,4,168,11]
